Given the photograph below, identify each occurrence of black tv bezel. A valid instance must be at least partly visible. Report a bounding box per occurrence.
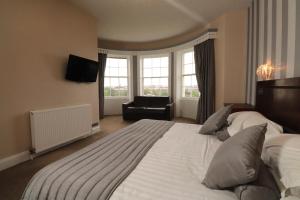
[65,54,99,83]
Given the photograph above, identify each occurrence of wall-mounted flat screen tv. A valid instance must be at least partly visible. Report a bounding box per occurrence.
[65,54,99,82]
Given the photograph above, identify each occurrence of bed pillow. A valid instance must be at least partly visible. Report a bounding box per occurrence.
[234,161,280,200]
[262,134,300,192]
[199,105,232,136]
[214,127,231,141]
[202,123,267,189]
[234,186,278,200]
[227,111,283,140]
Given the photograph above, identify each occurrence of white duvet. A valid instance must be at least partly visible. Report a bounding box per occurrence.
[110,123,238,200]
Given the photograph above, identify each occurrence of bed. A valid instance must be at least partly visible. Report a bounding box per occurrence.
[22,78,300,200]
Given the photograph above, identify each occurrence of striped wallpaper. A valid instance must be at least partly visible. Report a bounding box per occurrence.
[246,0,300,105]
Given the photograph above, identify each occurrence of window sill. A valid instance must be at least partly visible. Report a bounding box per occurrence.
[104,96,130,100]
[181,97,199,101]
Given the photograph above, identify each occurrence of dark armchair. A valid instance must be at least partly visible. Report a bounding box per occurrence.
[122,96,174,121]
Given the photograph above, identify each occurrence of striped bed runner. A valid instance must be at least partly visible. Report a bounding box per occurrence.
[22,119,175,200]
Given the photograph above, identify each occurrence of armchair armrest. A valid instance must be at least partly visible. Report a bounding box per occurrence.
[165,103,174,108]
[122,101,135,120]
[122,101,134,110]
[165,103,174,120]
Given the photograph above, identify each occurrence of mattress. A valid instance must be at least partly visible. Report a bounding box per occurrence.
[110,123,238,200]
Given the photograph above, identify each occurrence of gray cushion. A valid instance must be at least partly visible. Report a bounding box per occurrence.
[234,185,278,200]
[234,161,280,200]
[202,124,267,189]
[214,126,231,141]
[199,105,233,135]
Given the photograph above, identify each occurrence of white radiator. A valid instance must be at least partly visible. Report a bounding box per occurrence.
[30,104,92,154]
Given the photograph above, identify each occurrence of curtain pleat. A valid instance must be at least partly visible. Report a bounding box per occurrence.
[194,39,215,124]
[98,53,107,119]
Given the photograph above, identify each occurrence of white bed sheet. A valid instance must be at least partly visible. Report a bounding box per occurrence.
[110,123,238,200]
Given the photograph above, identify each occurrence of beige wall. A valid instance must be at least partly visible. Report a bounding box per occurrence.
[0,0,98,159]
[206,9,248,109]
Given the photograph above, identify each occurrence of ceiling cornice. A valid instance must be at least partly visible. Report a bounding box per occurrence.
[99,29,217,55]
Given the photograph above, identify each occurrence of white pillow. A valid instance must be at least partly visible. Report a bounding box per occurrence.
[262,134,300,190]
[227,111,283,140]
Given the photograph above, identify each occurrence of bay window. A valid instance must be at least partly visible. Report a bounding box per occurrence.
[182,51,200,98]
[104,57,129,97]
[141,56,169,96]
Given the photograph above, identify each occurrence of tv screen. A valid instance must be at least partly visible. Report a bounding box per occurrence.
[65,54,99,82]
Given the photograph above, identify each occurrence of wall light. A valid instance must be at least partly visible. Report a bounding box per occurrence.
[256,64,275,80]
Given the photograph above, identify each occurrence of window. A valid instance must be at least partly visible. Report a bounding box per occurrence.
[141,56,169,96]
[104,57,128,97]
[182,51,200,98]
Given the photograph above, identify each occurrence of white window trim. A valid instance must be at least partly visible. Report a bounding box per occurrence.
[138,53,171,96]
[104,54,133,100]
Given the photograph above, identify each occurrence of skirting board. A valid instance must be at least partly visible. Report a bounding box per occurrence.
[0,126,101,171]
[0,151,30,172]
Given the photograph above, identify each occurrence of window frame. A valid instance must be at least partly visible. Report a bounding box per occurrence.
[181,49,200,99]
[104,54,132,99]
[138,53,171,97]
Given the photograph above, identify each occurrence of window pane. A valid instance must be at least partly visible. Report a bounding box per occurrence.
[184,52,194,64]
[111,89,119,96]
[144,58,152,68]
[184,64,194,75]
[160,78,168,87]
[105,67,110,76]
[119,89,128,96]
[119,66,127,76]
[144,78,151,87]
[142,56,169,96]
[153,58,160,67]
[144,88,153,96]
[192,89,200,97]
[104,77,110,87]
[104,87,110,96]
[191,64,195,74]
[184,76,192,87]
[161,67,168,76]
[152,68,160,77]
[104,57,128,97]
[111,78,119,87]
[110,59,118,68]
[110,67,118,76]
[191,75,197,87]
[119,78,127,87]
[185,88,191,97]
[119,59,127,68]
[161,89,168,96]
[144,68,151,77]
[182,52,198,98]
[153,88,160,96]
[152,78,160,87]
[161,57,168,67]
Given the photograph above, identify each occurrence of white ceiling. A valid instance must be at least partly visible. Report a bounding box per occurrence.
[70,0,251,43]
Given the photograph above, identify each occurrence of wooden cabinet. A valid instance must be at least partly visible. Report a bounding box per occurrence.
[224,103,255,113]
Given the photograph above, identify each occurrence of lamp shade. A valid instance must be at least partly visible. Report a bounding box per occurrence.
[256,64,275,80]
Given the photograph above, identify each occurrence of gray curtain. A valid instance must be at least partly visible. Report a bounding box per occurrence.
[98,53,107,119]
[194,39,215,124]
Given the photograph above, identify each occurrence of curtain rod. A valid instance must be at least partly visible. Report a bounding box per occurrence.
[98,29,217,55]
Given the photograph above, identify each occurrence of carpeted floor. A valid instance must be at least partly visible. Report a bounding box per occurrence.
[0,116,195,200]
